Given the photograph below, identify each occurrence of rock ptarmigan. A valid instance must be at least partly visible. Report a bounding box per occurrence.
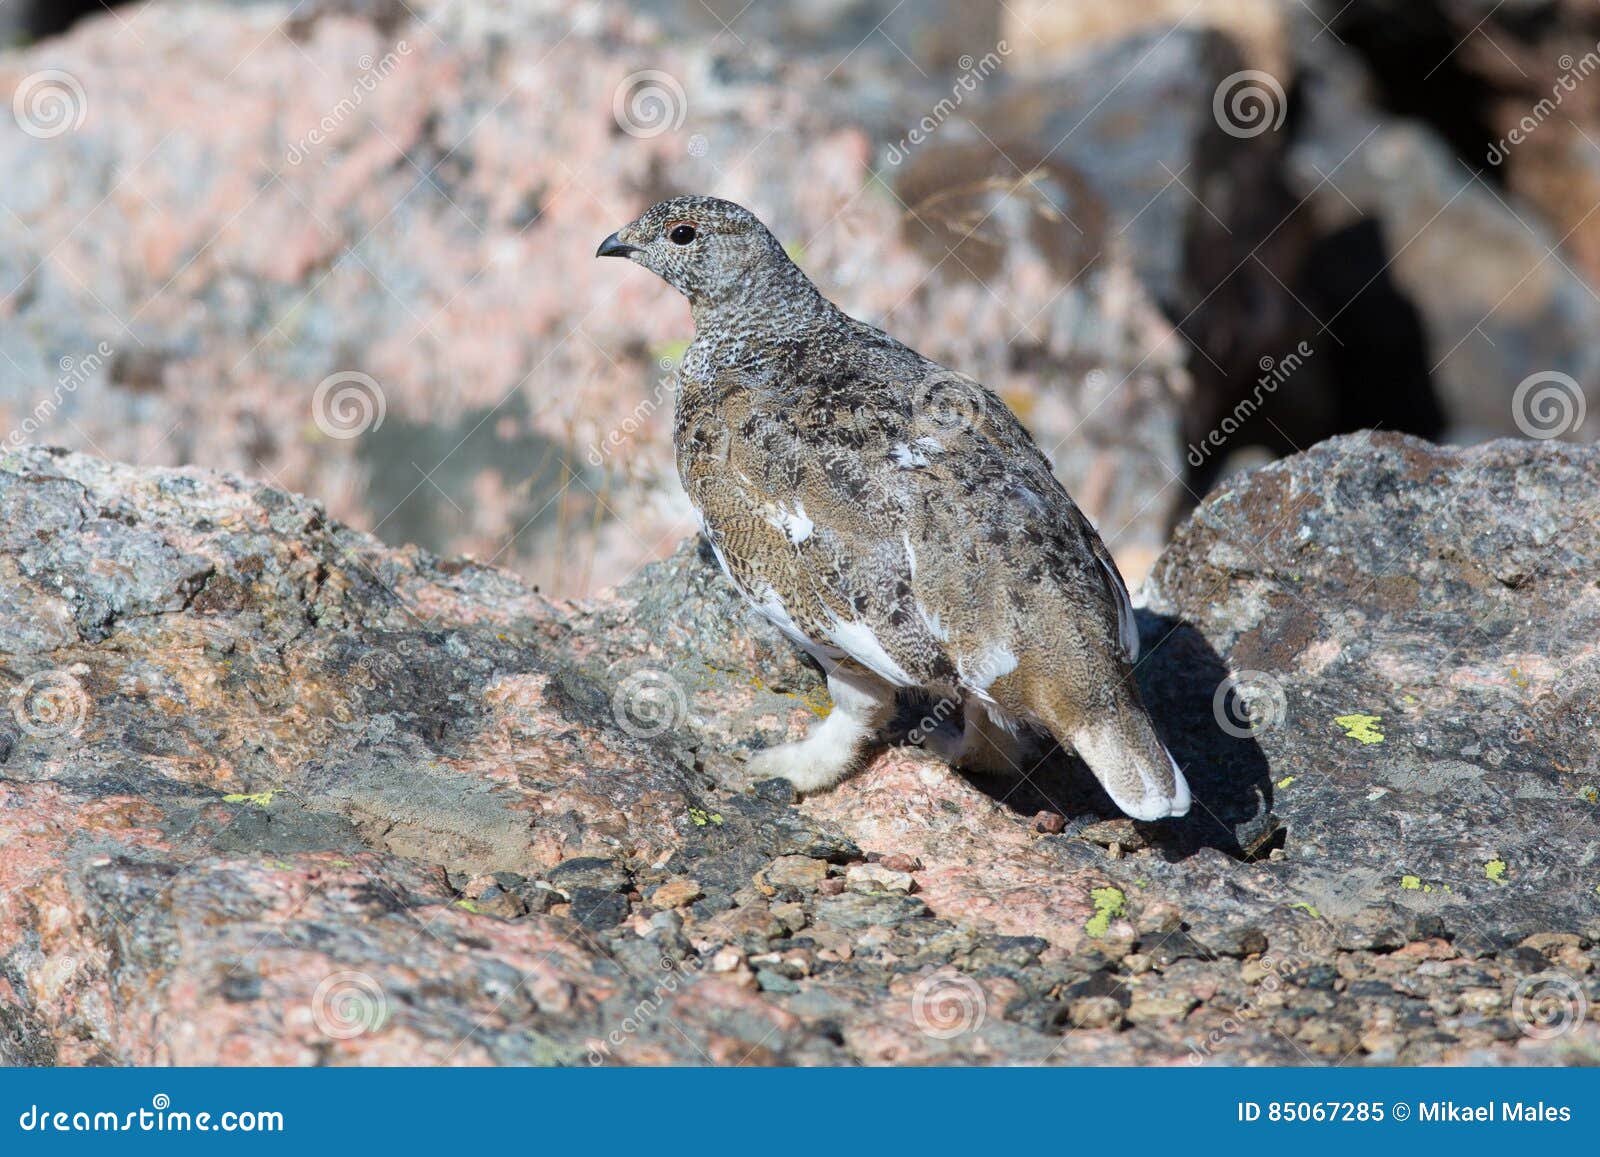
[598,196,1190,821]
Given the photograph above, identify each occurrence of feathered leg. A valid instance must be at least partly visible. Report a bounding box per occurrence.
[747,664,895,793]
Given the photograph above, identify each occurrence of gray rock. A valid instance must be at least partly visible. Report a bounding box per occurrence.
[2,429,1598,1066]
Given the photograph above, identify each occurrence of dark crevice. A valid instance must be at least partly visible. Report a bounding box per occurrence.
[1320,0,1537,184]
[6,0,130,43]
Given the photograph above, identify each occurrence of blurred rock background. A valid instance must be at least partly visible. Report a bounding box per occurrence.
[2,0,1599,598]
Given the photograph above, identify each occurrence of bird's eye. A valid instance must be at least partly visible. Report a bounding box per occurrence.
[668,223,697,245]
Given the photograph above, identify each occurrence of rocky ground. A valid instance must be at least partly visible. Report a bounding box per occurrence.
[1,437,1595,1066]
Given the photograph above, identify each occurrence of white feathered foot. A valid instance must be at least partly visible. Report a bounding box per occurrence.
[746,666,895,794]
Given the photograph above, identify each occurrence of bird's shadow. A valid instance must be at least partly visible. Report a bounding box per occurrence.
[900,610,1278,862]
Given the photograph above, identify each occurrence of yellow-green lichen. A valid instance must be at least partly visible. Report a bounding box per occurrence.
[651,339,690,366]
[1485,859,1508,883]
[1290,901,1321,919]
[222,791,275,807]
[1084,887,1126,938]
[1400,875,1422,891]
[1276,776,1296,789]
[1334,714,1384,745]
[720,663,833,719]
[454,899,484,914]
[688,807,725,827]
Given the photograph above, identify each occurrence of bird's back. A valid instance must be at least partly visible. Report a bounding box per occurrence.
[675,309,1135,701]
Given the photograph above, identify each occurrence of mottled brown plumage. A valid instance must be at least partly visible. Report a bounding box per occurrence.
[598,197,1189,820]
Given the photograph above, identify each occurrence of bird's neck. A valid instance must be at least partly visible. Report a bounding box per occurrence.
[689,259,836,344]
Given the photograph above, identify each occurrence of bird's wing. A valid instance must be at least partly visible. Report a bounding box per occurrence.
[951,374,1140,665]
[679,375,959,689]
[690,471,955,688]
[678,343,1134,690]
[1081,508,1139,663]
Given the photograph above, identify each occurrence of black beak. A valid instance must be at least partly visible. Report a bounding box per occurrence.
[596,231,638,258]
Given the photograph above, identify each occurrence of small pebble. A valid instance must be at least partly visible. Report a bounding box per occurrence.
[1032,811,1066,834]
[755,968,799,994]
[468,884,526,919]
[648,910,683,935]
[1125,993,1196,1024]
[771,901,809,935]
[846,863,915,894]
[1069,995,1125,1030]
[648,877,704,910]
[759,855,828,891]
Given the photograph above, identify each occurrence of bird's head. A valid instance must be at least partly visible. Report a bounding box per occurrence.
[596,195,807,312]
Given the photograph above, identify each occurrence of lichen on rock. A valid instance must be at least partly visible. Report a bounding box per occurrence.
[1,435,1596,1066]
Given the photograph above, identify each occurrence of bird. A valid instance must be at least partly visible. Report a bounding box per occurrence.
[596,196,1190,821]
